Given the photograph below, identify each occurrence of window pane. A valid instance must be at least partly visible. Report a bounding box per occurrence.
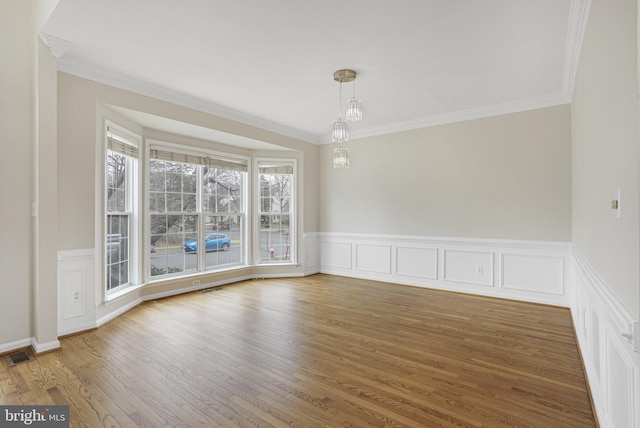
[106,213,130,290]
[203,167,244,271]
[260,217,291,262]
[149,158,246,278]
[149,213,199,277]
[204,214,243,270]
[183,173,197,193]
[106,151,127,213]
[259,165,293,263]
[183,194,197,212]
[167,193,182,212]
[106,149,129,290]
[167,172,182,192]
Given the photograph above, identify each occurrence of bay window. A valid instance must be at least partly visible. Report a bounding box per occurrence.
[102,123,297,296]
[149,144,247,278]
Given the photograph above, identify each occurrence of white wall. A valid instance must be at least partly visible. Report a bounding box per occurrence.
[571,0,639,321]
[570,1,640,426]
[0,0,60,353]
[0,0,34,350]
[319,105,572,242]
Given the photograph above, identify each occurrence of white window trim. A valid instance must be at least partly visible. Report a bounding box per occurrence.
[254,158,297,266]
[145,139,251,281]
[103,120,142,300]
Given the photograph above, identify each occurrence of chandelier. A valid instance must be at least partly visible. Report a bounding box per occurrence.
[332,69,362,168]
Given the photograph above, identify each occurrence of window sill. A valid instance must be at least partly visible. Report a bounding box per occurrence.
[105,282,145,304]
[257,262,299,267]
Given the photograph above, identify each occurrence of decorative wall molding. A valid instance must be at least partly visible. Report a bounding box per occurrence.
[57,249,97,336]
[38,32,72,58]
[571,250,639,428]
[319,233,572,307]
[0,232,634,428]
[303,233,320,275]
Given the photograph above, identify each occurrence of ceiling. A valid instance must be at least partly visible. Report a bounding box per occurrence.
[41,0,589,145]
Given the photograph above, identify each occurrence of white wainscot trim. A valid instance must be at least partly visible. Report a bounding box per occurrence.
[318,233,571,307]
[571,250,639,428]
[356,243,392,274]
[395,245,438,280]
[57,249,97,336]
[443,249,494,287]
[303,233,320,275]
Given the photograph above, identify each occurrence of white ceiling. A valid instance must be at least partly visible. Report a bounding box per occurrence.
[42,0,589,145]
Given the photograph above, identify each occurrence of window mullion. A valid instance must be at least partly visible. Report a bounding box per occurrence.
[197,165,205,272]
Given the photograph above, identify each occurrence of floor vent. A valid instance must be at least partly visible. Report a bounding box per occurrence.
[6,350,35,367]
[200,287,222,294]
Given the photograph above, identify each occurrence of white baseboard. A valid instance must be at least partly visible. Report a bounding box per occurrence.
[143,274,254,301]
[0,337,61,355]
[0,338,32,355]
[318,233,572,307]
[96,296,143,328]
[31,337,61,354]
[571,250,639,428]
[96,271,305,327]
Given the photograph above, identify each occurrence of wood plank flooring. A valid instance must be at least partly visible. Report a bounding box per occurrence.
[0,274,596,427]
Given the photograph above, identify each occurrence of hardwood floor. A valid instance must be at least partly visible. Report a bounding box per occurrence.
[0,274,596,427]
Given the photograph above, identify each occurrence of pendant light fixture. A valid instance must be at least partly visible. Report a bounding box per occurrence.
[345,77,363,122]
[331,69,361,169]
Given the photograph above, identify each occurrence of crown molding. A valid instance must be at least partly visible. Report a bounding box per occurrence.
[57,55,319,144]
[54,0,588,148]
[562,0,592,100]
[332,92,572,144]
[38,32,72,58]
[57,53,574,146]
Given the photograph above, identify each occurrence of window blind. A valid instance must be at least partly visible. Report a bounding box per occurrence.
[150,147,248,172]
[107,126,139,158]
[259,165,294,174]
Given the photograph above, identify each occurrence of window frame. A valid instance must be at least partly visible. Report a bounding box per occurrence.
[104,121,141,297]
[255,158,297,265]
[146,140,250,281]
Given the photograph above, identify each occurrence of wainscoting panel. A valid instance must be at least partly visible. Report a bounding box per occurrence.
[443,249,494,287]
[303,233,320,275]
[572,250,639,428]
[57,249,97,336]
[501,252,564,295]
[356,244,392,274]
[320,240,353,270]
[395,245,438,280]
[318,233,571,307]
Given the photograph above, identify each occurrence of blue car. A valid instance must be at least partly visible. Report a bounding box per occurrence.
[183,233,231,252]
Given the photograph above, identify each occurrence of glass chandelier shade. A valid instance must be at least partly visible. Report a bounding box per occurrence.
[332,117,348,143]
[345,80,363,122]
[333,145,350,168]
[346,97,362,122]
